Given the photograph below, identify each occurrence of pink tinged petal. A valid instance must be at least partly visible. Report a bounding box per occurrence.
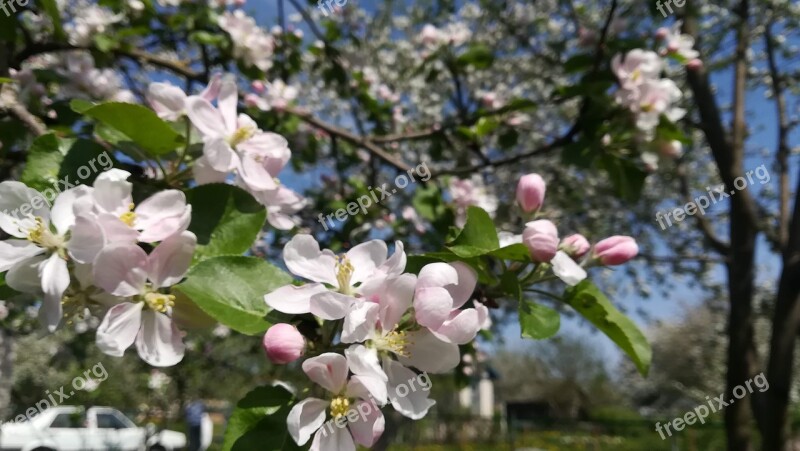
[96,302,144,357]
[136,310,185,367]
[341,302,379,343]
[267,211,297,231]
[186,96,229,137]
[237,151,279,191]
[430,309,481,345]
[310,424,355,451]
[199,73,222,101]
[193,156,229,185]
[379,274,416,332]
[50,185,93,235]
[146,82,187,121]
[346,375,388,406]
[382,241,407,275]
[0,181,51,237]
[135,190,189,227]
[93,244,149,297]
[147,231,197,288]
[346,240,388,285]
[242,132,291,172]
[283,235,338,285]
[288,398,329,446]
[383,357,436,420]
[264,283,327,314]
[67,215,106,264]
[413,287,453,329]
[475,301,491,329]
[302,353,349,394]
[204,137,238,172]
[0,240,44,272]
[551,251,587,286]
[217,75,239,132]
[399,329,460,374]
[345,345,387,381]
[92,169,133,215]
[416,262,458,290]
[446,262,477,309]
[138,205,192,244]
[310,291,358,321]
[348,400,385,447]
[95,213,139,247]
[39,253,70,332]
[6,254,46,294]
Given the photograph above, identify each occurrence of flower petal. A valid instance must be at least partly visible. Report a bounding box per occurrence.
[551,250,587,286]
[416,262,459,291]
[93,244,149,297]
[204,137,238,172]
[341,302,379,343]
[310,424,355,451]
[345,345,387,381]
[346,240,387,285]
[348,400,385,447]
[0,181,50,237]
[96,302,144,357]
[264,283,327,314]
[447,262,477,309]
[92,169,133,216]
[147,231,197,288]
[0,240,44,272]
[288,398,329,446]
[186,96,229,137]
[217,75,239,132]
[283,235,338,285]
[383,358,436,420]
[39,254,70,332]
[302,353,349,394]
[379,274,416,332]
[50,185,93,235]
[135,310,185,367]
[346,375,388,407]
[399,329,460,374]
[237,151,279,192]
[430,309,481,345]
[67,215,106,264]
[6,254,46,294]
[413,286,453,330]
[310,291,358,321]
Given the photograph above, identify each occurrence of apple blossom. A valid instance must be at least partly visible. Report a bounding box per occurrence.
[263,324,306,364]
[560,234,590,258]
[93,231,196,366]
[611,50,662,90]
[522,220,559,263]
[516,173,546,213]
[593,236,639,266]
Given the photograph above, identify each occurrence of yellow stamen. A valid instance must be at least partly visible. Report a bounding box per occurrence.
[336,256,355,294]
[27,217,64,251]
[119,204,136,227]
[144,292,176,313]
[632,68,641,81]
[330,397,350,419]
[375,330,410,357]
[228,125,257,148]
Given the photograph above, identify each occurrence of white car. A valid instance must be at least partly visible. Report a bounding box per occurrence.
[0,406,186,451]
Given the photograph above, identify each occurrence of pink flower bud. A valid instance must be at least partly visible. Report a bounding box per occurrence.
[655,27,669,40]
[243,93,261,108]
[561,234,590,258]
[251,80,266,93]
[523,220,559,263]
[516,173,546,213]
[593,236,638,265]
[686,59,703,70]
[263,324,305,364]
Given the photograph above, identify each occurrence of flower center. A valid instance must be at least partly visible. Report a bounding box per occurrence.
[27,217,65,251]
[631,68,641,81]
[335,256,354,294]
[330,396,350,419]
[144,292,175,313]
[228,125,257,148]
[374,330,410,357]
[119,203,137,227]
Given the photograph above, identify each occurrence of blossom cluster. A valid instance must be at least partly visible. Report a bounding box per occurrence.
[0,171,194,366]
[146,74,305,229]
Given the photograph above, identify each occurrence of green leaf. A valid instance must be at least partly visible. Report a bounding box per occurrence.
[21,134,67,192]
[70,99,96,114]
[489,244,531,262]
[58,139,116,187]
[40,0,66,40]
[447,206,500,258]
[564,280,652,375]
[185,184,267,263]
[457,45,494,69]
[222,385,302,451]
[563,53,594,74]
[519,301,561,340]
[174,257,291,336]
[82,102,183,155]
[0,273,20,299]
